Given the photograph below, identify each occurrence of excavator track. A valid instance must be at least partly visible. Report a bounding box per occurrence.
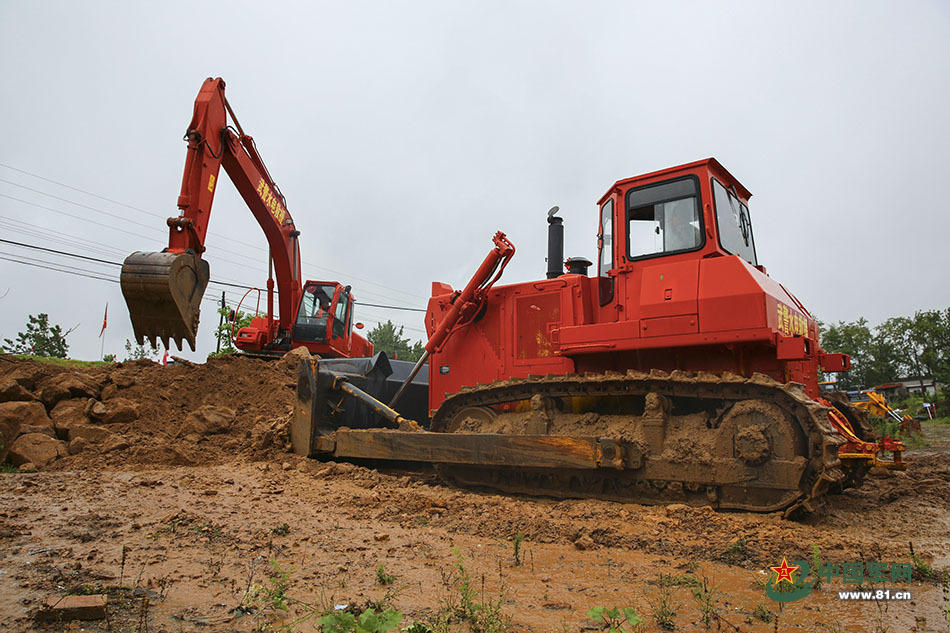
[429,370,845,516]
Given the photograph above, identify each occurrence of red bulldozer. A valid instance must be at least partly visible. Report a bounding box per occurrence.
[293,158,906,515]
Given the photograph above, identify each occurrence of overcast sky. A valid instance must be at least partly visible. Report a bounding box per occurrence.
[1,1,948,361]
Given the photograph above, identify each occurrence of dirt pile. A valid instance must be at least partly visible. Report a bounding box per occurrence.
[0,354,298,471]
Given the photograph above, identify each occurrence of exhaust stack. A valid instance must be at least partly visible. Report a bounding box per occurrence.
[546,206,563,279]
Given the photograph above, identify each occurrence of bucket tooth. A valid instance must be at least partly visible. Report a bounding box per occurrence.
[120,251,210,352]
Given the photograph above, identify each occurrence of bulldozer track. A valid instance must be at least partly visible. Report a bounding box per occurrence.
[430,370,846,515]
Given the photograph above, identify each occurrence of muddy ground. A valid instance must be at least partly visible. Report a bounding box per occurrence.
[0,355,947,632]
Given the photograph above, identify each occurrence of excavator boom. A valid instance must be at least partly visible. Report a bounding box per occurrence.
[121,77,303,351]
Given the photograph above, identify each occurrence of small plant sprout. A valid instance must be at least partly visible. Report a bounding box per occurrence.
[512,532,525,567]
[649,586,678,631]
[587,606,643,633]
[376,564,395,586]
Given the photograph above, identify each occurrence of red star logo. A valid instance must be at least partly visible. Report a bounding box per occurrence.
[770,558,799,583]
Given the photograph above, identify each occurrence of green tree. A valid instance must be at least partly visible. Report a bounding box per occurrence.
[215,307,255,354]
[879,309,950,401]
[367,320,425,362]
[820,318,876,389]
[124,339,158,361]
[2,313,70,358]
[820,308,950,408]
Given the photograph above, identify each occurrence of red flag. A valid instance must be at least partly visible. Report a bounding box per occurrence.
[99,303,108,338]
[162,349,169,367]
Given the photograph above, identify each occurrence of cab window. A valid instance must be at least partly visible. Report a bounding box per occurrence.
[293,283,335,342]
[598,199,614,305]
[333,289,350,338]
[626,177,702,259]
[712,178,757,265]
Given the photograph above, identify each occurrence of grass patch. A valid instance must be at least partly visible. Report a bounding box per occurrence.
[0,463,20,473]
[648,586,678,631]
[5,354,110,367]
[751,602,774,623]
[376,564,395,586]
[428,548,509,633]
[721,538,752,564]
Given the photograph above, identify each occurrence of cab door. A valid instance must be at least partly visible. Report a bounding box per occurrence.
[327,285,353,355]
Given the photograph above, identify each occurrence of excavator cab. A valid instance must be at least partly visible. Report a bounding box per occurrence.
[287,281,367,357]
[292,283,336,343]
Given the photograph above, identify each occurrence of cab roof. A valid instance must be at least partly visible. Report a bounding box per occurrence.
[597,158,752,205]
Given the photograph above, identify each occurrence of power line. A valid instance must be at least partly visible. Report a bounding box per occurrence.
[0,250,424,335]
[0,236,428,316]
[0,162,166,219]
[0,178,170,234]
[0,254,119,284]
[0,163,428,302]
[354,301,426,313]
[0,191,424,307]
[0,237,121,267]
[0,252,235,311]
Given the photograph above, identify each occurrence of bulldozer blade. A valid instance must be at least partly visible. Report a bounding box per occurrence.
[120,251,211,352]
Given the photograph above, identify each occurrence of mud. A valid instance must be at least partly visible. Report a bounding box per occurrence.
[0,355,947,632]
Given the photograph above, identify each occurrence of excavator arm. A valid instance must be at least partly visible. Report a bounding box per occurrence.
[121,77,303,351]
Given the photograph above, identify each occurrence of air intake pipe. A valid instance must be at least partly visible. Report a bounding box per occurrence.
[546,206,563,279]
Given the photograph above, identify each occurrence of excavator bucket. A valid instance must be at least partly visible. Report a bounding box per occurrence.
[120,251,210,351]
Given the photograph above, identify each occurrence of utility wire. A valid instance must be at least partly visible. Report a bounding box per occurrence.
[0,164,428,302]
[0,251,425,334]
[0,162,165,219]
[354,301,426,313]
[0,236,428,314]
[1,191,424,306]
[0,252,238,310]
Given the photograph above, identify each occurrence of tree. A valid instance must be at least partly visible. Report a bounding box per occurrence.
[214,307,254,354]
[820,308,950,409]
[819,318,879,390]
[124,339,158,361]
[2,313,69,358]
[367,320,425,363]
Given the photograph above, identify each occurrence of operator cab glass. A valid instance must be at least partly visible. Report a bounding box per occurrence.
[293,283,336,342]
[626,177,702,260]
[332,288,351,338]
[712,178,757,265]
[598,199,614,305]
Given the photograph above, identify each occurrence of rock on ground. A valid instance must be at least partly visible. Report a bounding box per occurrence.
[281,345,311,371]
[38,373,100,408]
[50,398,91,437]
[0,401,54,459]
[8,432,68,467]
[87,397,139,424]
[182,405,235,436]
[0,378,36,403]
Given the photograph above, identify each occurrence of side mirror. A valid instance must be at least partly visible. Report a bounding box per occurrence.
[355,322,364,330]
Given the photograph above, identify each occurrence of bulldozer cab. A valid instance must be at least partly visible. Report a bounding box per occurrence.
[597,158,757,308]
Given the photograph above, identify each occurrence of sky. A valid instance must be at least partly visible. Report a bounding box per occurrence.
[1,1,948,361]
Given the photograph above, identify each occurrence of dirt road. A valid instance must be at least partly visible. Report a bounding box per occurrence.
[0,356,947,632]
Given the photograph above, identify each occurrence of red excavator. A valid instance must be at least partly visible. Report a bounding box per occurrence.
[294,158,907,515]
[120,78,372,359]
